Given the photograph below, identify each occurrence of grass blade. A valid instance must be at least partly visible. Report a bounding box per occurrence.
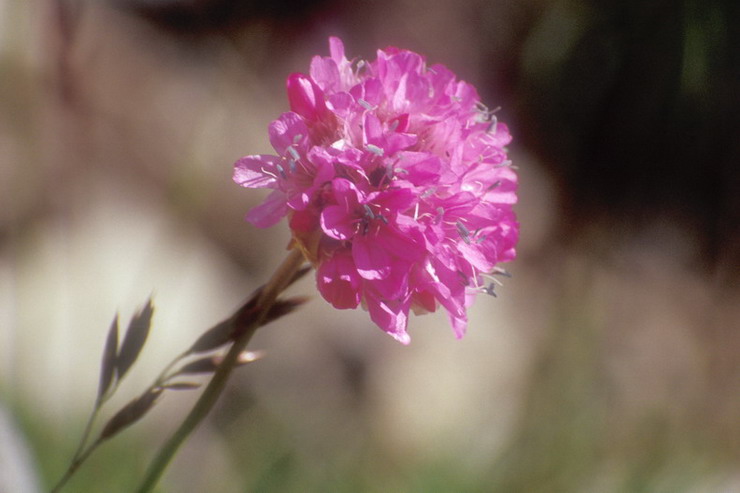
[116,298,154,380]
[99,388,163,441]
[97,314,119,402]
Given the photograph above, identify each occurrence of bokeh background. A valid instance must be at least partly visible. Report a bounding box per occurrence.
[1,0,738,491]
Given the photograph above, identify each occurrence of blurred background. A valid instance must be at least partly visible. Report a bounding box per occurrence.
[1,0,738,491]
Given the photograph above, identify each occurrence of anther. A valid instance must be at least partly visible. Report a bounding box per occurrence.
[482,283,497,297]
[276,163,287,179]
[358,98,375,111]
[366,144,384,156]
[456,220,471,244]
[363,204,375,220]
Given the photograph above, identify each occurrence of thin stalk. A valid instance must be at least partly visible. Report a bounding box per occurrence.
[135,248,306,493]
[50,345,193,492]
[50,390,107,492]
[50,437,103,493]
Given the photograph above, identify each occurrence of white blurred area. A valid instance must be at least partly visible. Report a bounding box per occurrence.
[1,0,738,491]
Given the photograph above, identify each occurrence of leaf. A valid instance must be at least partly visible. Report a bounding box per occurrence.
[188,319,234,355]
[97,314,119,402]
[175,356,220,376]
[286,265,311,288]
[160,382,201,391]
[99,388,162,440]
[189,289,262,354]
[189,295,310,355]
[262,296,311,326]
[116,298,154,380]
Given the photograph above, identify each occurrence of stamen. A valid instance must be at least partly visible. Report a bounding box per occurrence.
[481,273,504,286]
[358,98,375,111]
[420,187,437,198]
[287,146,300,161]
[487,116,498,134]
[276,163,287,179]
[363,204,375,220]
[435,207,445,223]
[481,283,497,297]
[260,167,278,179]
[456,220,471,244]
[366,144,384,156]
[355,59,368,76]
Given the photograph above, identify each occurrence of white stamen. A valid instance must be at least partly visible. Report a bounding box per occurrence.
[366,144,384,156]
[358,98,375,111]
[287,146,300,160]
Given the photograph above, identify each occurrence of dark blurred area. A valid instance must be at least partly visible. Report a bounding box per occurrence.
[2,0,738,492]
[510,0,739,281]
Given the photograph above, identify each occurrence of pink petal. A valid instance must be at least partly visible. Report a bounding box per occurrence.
[373,187,416,214]
[374,224,424,262]
[447,311,468,339]
[365,291,411,344]
[289,208,319,233]
[287,73,329,122]
[330,178,361,209]
[328,36,345,63]
[246,189,287,228]
[368,259,410,300]
[310,55,340,92]
[353,235,391,280]
[321,205,356,240]
[457,241,494,272]
[317,250,361,309]
[233,155,279,188]
[363,113,384,145]
[268,112,308,155]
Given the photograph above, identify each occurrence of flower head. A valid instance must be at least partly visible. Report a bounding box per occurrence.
[234,37,518,343]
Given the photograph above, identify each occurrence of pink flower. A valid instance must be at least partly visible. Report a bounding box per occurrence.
[234,37,518,343]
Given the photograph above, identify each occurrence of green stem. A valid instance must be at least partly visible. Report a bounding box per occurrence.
[135,248,306,493]
[50,395,103,492]
[50,437,103,493]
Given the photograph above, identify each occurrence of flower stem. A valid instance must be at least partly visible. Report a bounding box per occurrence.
[134,248,306,493]
[50,437,103,493]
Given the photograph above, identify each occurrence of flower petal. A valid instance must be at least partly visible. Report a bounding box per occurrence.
[268,112,309,155]
[321,205,356,240]
[233,155,279,188]
[353,235,391,280]
[246,189,287,228]
[317,250,362,309]
[287,73,330,122]
[365,291,411,344]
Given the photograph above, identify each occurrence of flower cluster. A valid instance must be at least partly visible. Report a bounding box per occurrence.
[234,37,518,343]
